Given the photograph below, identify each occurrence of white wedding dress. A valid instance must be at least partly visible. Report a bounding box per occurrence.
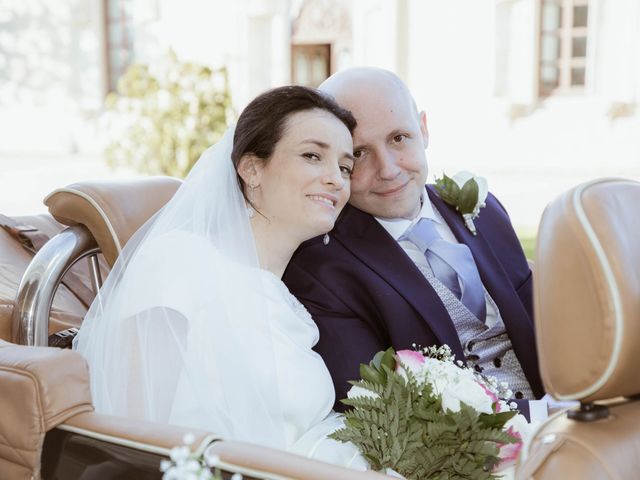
[245,268,366,468]
[73,127,367,470]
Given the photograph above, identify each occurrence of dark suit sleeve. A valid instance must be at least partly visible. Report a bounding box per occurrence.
[481,193,534,321]
[515,269,533,325]
[284,262,386,412]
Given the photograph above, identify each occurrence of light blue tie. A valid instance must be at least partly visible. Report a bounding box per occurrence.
[401,218,487,323]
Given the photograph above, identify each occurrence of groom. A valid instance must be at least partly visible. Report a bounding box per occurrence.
[283,67,545,417]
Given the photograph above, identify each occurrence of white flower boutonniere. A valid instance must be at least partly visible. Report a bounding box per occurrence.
[434,171,488,236]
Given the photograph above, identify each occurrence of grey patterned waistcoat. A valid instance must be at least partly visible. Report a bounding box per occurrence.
[417,263,534,400]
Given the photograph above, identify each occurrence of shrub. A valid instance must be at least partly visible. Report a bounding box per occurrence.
[103,51,233,177]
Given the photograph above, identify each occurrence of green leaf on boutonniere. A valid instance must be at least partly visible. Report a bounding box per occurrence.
[434,174,460,205]
[435,172,485,235]
[458,178,480,215]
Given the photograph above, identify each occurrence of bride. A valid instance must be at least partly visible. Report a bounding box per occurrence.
[73,86,367,469]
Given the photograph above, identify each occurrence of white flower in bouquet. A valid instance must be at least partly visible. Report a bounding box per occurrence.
[347,384,380,401]
[161,433,230,480]
[396,348,496,414]
[426,359,494,415]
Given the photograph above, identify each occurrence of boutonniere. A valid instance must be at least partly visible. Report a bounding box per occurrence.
[434,171,488,236]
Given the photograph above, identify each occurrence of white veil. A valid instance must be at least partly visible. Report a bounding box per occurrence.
[73,126,286,448]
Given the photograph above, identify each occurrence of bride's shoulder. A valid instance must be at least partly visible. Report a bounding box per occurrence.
[143,230,214,252]
[135,231,231,268]
[264,273,316,324]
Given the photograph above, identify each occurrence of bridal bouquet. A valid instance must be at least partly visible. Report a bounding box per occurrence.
[330,345,528,479]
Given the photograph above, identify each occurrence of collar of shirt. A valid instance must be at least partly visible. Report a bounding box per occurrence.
[375,195,442,241]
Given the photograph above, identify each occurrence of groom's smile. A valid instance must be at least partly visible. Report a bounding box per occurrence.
[373,179,411,197]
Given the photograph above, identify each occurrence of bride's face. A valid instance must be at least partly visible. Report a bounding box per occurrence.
[252,109,354,240]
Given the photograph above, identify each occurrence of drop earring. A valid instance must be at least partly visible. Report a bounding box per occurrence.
[246,183,256,218]
[323,233,330,245]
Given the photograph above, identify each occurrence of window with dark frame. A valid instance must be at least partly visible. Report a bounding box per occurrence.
[539,0,589,97]
[291,44,331,88]
[103,0,135,93]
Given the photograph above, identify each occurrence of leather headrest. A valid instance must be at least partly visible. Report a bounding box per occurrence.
[45,177,181,266]
[534,178,640,402]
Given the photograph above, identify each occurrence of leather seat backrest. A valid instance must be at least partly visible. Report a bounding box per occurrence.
[517,178,640,479]
[45,177,181,266]
[533,178,640,402]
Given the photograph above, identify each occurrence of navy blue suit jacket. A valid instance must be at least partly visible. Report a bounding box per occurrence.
[283,185,544,413]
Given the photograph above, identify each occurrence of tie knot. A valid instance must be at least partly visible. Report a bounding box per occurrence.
[400,218,440,253]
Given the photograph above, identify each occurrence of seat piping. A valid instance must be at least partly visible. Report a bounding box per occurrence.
[56,423,218,457]
[557,178,625,400]
[44,188,123,255]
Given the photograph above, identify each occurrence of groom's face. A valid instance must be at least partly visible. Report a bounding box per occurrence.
[338,87,429,220]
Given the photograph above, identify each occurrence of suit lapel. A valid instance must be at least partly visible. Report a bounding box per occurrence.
[334,204,462,354]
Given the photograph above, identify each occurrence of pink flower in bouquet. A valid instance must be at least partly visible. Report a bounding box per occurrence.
[495,413,528,471]
[396,350,425,377]
[496,425,523,468]
[477,382,499,409]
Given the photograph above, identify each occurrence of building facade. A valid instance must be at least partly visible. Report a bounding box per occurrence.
[1,0,639,225]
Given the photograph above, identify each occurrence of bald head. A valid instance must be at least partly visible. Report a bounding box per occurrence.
[319,67,429,220]
[319,67,419,120]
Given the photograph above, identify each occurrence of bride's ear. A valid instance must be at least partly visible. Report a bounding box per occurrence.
[237,154,263,189]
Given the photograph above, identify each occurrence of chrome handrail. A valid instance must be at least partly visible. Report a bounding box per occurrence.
[12,225,99,346]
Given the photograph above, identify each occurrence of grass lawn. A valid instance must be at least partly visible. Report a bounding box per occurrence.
[518,235,536,261]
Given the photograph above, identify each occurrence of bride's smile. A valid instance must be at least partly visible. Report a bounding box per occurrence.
[307,193,338,208]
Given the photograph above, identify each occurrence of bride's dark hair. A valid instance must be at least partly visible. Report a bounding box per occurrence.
[231,85,356,195]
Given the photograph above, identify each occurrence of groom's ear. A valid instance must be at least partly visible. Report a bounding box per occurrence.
[237,154,262,187]
[419,111,429,149]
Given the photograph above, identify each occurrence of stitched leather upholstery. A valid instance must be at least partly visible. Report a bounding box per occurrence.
[0,339,93,479]
[0,214,90,342]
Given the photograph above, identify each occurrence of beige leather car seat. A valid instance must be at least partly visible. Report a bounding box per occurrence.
[0,214,96,342]
[516,178,640,479]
